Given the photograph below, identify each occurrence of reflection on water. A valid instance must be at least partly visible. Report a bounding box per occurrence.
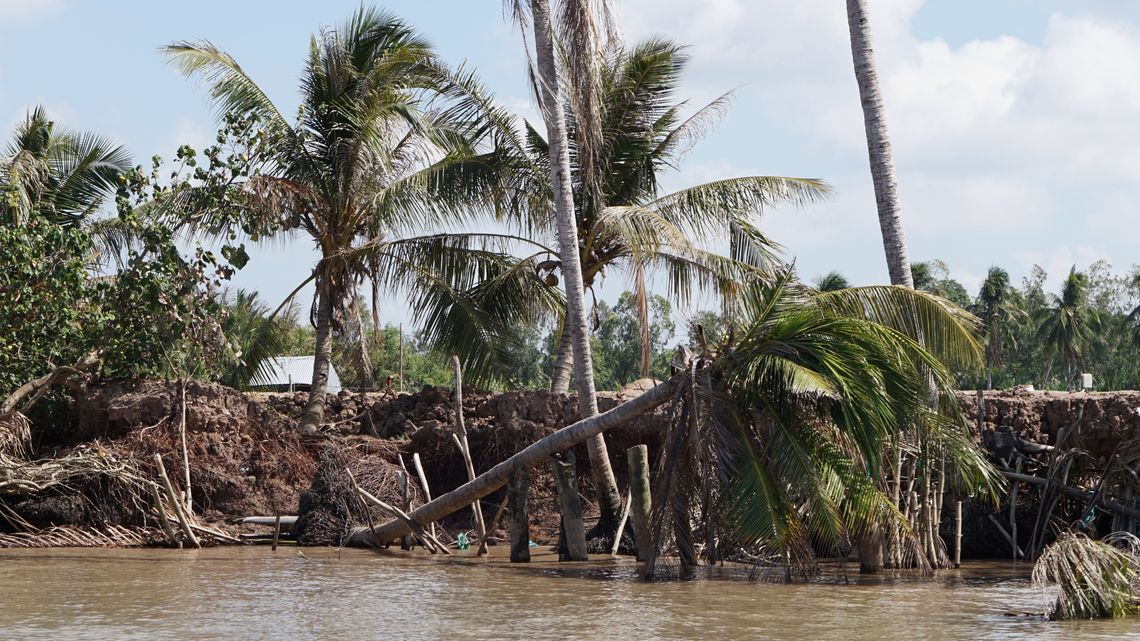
[0,547,1136,641]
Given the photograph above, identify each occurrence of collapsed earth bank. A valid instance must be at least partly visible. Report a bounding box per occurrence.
[5,381,1139,553]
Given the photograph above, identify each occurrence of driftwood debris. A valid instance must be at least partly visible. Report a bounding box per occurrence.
[348,468,450,554]
[154,453,200,549]
[411,453,437,541]
[1001,470,1140,520]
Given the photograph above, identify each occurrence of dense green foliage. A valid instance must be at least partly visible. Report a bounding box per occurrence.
[866,259,1140,390]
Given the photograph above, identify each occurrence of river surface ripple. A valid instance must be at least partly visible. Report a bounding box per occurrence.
[0,547,1137,640]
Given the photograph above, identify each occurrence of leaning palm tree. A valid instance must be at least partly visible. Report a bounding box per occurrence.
[1,106,130,227]
[168,8,556,432]
[642,274,1001,578]
[1034,266,1104,389]
[972,266,1023,389]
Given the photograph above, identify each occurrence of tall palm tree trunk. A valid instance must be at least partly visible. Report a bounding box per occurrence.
[551,319,574,393]
[847,0,912,289]
[532,0,623,527]
[299,274,335,433]
[847,0,912,572]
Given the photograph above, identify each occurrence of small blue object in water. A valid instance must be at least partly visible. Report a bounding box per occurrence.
[528,540,538,548]
[456,532,470,550]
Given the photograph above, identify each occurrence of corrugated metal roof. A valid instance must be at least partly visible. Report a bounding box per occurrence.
[248,356,342,391]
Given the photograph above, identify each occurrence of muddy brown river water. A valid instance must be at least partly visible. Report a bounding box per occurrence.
[0,547,1137,640]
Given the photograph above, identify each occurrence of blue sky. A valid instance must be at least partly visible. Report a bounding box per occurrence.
[3,0,1139,331]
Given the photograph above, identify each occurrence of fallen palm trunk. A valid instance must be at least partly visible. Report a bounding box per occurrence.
[1000,470,1140,520]
[346,377,676,548]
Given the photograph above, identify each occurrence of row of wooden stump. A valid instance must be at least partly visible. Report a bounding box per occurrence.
[508,444,652,563]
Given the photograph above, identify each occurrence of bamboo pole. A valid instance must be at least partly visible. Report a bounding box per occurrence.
[178,379,193,513]
[398,323,405,393]
[411,453,437,541]
[154,454,199,549]
[954,500,962,568]
[987,514,1024,559]
[399,469,412,551]
[272,513,281,551]
[451,356,487,554]
[611,489,632,556]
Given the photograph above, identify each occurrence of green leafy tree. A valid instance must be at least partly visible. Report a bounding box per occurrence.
[592,292,676,390]
[912,260,970,309]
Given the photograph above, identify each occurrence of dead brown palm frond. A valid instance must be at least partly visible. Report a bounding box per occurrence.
[0,412,32,460]
[1032,531,1140,620]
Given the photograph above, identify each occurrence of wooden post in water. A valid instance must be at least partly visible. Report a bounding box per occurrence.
[627,445,652,562]
[954,499,963,568]
[412,453,437,541]
[399,470,412,551]
[272,512,281,551]
[451,356,487,554]
[509,467,530,563]
[550,451,588,561]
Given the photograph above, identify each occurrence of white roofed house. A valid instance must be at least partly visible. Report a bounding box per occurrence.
[247,356,342,393]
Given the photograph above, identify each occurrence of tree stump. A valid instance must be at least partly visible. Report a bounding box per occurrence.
[627,445,652,561]
[509,468,530,563]
[550,452,587,561]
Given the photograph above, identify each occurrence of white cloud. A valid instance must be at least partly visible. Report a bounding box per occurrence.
[615,2,1140,291]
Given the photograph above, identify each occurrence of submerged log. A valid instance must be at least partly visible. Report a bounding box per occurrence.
[1000,470,1140,520]
[346,377,677,548]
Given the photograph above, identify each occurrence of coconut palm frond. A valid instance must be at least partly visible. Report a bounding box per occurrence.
[809,285,984,372]
[163,41,292,134]
[1033,531,1140,620]
[369,234,562,384]
[645,176,830,242]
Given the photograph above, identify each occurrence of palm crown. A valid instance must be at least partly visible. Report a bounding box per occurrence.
[167,7,557,426]
[1,106,131,227]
